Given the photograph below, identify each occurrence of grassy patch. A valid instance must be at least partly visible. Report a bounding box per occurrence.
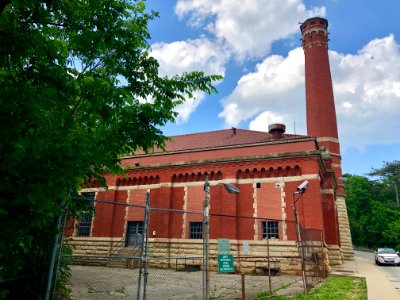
[255,276,367,300]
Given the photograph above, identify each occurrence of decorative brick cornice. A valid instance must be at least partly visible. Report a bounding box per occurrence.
[125,149,323,171]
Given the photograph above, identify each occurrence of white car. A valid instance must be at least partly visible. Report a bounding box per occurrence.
[374,248,400,266]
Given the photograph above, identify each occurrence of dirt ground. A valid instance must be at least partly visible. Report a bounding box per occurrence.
[67,265,305,299]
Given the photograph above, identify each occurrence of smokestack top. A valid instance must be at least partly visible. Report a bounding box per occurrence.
[300,17,329,50]
[300,17,328,32]
[268,123,286,139]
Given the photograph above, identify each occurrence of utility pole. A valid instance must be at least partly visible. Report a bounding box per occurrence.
[203,177,210,300]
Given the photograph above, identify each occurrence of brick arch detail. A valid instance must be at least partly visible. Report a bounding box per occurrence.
[237,165,302,179]
[116,174,160,186]
[116,164,302,185]
[171,170,223,183]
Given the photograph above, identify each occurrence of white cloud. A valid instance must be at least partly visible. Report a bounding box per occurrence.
[249,111,284,131]
[173,91,205,124]
[150,37,229,123]
[151,0,325,125]
[218,35,400,150]
[151,37,228,76]
[175,0,325,59]
[218,47,306,133]
[151,2,400,150]
[331,34,400,150]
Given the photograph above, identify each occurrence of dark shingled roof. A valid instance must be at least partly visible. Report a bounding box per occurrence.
[150,128,308,154]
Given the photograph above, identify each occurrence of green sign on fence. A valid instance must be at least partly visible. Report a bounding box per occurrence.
[218,254,234,273]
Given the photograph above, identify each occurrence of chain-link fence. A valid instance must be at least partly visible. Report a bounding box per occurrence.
[298,227,327,291]
[53,192,326,299]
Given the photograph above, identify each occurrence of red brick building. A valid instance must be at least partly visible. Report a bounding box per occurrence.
[67,17,353,265]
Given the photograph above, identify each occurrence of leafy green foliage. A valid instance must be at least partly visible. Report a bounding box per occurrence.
[0,0,222,298]
[368,160,400,178]
[344,168,400,251]
[368,160,400,207]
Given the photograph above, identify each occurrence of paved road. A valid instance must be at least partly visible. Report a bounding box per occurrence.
[355,250,400,293]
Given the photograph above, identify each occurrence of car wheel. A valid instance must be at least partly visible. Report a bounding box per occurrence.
[375,260,381,266]
[397,263,400,266]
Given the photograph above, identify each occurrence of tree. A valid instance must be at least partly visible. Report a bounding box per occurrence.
[382,220,400,250]
[345,168,400,251]
[344,175,374,247]
[0,1,222,298]
[368,161,400,206]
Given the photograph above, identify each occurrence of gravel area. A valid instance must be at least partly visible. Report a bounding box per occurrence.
[67,265,304,299]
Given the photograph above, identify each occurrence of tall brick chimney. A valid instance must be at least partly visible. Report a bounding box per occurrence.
[300,17,338,142]
[300,17,342,173]
[300,18,354,259]
[300,17,343,187]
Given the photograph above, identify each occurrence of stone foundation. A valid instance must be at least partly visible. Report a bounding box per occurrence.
[67,238,338,275]
[336,196,354,259]
[326,244,343,266]
[66,237,126,266]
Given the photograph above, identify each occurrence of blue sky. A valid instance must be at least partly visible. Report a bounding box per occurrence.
[145,0,400,176]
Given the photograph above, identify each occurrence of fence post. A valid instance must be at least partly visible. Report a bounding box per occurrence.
[45,200,64,300]
[320,231,326,277]
[292,192,307,293]
[142,192,151,300]
[241,273,246,300]
[267,234,272,296]
[203,176,210,300]
[51,208,69,299]
[136,192,151,300]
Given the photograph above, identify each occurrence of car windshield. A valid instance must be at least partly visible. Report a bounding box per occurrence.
[378,248,397,254]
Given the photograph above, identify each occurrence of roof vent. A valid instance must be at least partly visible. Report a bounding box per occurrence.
[268,123,286,139]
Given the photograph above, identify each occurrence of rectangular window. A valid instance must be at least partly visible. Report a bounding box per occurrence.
[262,220,279,239]
[77,192,95,237]
[189,222,203,239]
[126,221,144,247]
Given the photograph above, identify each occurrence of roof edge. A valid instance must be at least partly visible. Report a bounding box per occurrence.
[121,136,316,159]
